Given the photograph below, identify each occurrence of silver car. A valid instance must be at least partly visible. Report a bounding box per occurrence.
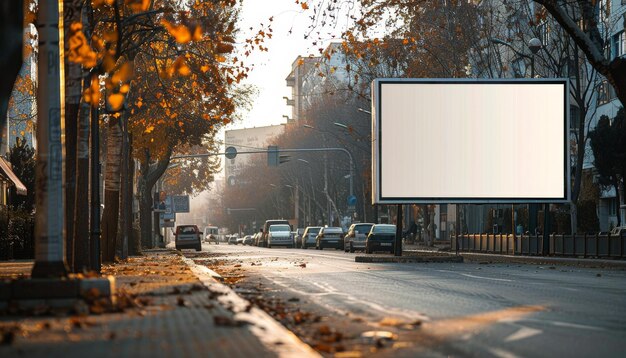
[301,226,321,249]
[344,223,374,252]
[267,224,294,248]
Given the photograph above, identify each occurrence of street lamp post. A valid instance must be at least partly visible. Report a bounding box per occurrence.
[490,37,543,254]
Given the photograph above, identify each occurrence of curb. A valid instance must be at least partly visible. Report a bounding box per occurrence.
[459,252,626,269]
[355,255,463,263]
[181,256,321,358]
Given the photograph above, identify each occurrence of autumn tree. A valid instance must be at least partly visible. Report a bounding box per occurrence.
[126,1,253,249]
[589,108,626,226]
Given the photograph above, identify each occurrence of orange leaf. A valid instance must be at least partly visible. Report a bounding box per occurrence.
[301,2,309,10]
[108,93,125,111]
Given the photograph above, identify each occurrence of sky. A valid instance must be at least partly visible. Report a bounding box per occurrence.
[230,0,345,129]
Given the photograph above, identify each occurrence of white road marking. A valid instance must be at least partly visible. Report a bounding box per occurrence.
[551,321,606,331]
[488,348,520,358]
[460,273,513,282]
[504,326,542,342]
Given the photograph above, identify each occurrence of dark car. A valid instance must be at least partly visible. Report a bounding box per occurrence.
[174,225,201,251]
[344,223,374,252]
[301,226,321,249]
[366,224,396,254]
[316,227,344,250]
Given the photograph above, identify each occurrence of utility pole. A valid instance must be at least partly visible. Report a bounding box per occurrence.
[32,0,68,277]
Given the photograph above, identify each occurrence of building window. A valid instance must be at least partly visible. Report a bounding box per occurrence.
[597,80,617,106]
[597,0,610,23]
[537,21,550,47]
[608,198,617,216]
[570,105,580,130]
[612,31,625,59]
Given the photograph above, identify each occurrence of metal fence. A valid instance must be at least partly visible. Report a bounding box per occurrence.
[452,232,626,258]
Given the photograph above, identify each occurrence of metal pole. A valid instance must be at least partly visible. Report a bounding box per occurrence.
[32,0,68,277]
[395,204,403,256]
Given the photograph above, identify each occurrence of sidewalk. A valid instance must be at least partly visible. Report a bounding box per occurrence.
[0,250,318,357]
[402,244,626,269]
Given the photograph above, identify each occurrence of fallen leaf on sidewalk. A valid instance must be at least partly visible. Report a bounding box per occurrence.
[177,297,190,307]
[299,263,307,268]
[234,264,242,268]
[213,315,248,327]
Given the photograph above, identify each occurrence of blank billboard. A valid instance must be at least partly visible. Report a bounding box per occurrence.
[372,79,569,204]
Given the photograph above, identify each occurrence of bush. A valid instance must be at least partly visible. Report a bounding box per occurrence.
[0,207,35,260]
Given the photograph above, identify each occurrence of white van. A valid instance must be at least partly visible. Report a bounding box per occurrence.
[203,226,219,244]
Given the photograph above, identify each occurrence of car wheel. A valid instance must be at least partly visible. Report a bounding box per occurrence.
[196,245,202,252]
[349,243,355,253]
[302,243,306,249]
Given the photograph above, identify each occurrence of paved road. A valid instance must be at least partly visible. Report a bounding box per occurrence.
[197,243,626,357]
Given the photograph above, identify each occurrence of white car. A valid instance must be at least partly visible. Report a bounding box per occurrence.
[267,224,294,248]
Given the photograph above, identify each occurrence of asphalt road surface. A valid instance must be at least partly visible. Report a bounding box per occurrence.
[191,243,626,357]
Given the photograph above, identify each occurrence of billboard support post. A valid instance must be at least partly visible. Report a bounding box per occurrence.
[395,204,403,256]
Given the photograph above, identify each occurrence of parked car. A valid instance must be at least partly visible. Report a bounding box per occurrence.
[267,224,294,248]
[255,230,265,246]
[174,225,201,251]
[293,228,305,248]
[366,224,397,254]
[236,235,245,245]
[228,235,238,245]
[259,220,291,247]
[243,235,255,245]
[301,226,321,249]
[203,226,219,244]
[316,226,343,250]
[344,223,374,252]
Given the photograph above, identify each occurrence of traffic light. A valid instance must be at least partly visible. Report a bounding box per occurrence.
[268,146,278,166]
[268,146,290,166]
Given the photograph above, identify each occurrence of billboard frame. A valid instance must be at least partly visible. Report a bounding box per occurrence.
[371,78,570,204]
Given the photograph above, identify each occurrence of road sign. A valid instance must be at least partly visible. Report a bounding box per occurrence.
[347,195,357,206]
[225,146,237,159]
[171,195,190,213]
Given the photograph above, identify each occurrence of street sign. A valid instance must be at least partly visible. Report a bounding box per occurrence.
[171,195,190,213]
[347,195,357,206]
[225,146,238,159]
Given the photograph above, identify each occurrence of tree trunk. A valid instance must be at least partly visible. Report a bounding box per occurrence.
[616,182,623,227]
[101,116,123,263]
[116,116,129,259]
[72,81,91,272]
[138,150,171,251]
[126,135,139,256]
[63,0,84,272]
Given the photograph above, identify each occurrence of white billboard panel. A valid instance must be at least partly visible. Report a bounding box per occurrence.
[372,79,569,204]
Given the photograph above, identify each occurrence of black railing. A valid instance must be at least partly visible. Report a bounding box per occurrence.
[452,232,626,258]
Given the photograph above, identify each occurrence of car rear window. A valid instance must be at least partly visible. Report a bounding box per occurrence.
[324,227,343,234]
[178,226,197,234]
[308,228,321,235]
[269,225,290,232]
[354,224,373,233]
[373,225,396,233]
